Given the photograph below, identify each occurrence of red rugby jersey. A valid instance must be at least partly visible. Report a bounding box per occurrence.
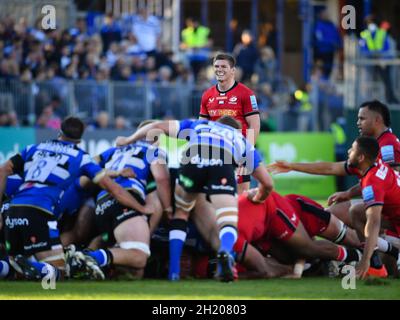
[358,163,400,232]
[376,129,400,167]
[199,82,259,137]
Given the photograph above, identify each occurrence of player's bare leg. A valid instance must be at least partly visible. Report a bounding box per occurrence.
[327,200,352,227]
[192,194,220,251]
[285,222,361,264]
[320,213,361,247]
[237,182,250,194]
[146,191,163,234]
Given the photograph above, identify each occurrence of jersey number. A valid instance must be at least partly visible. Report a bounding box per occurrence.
[25,158,58,183]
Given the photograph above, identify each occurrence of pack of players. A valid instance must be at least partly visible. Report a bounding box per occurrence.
[0,96,399,283]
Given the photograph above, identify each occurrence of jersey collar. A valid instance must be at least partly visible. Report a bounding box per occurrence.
[376,128,392,141]
[216,81,238,94]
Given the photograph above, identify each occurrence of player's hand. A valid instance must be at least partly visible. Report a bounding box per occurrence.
[115,136,129,147]
[119,167,136,179]
[327,191,351,206]
[356,259,370,280]
[247,188,264,204]
[142,203,155,215]
[267,161,292,175]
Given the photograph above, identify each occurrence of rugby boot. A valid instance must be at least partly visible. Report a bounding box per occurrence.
[216,251,237,282]
[9,255,41,280]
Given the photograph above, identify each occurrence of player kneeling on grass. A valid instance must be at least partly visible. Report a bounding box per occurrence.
[115,116,274,282]
[0,117,150,282]
[67,131,171,280]
[268,136,400,279]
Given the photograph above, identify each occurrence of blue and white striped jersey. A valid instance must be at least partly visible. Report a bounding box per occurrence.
[4,175,23,201]
[55,178,92,218]
[97,140,166,201]
[174,119,263,172]
[9,139,103,215]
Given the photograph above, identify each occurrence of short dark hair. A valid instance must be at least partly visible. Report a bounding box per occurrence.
[217,116,241,129]
[213,52,236,68]
[60,116,85,141]
[355,136,379,162]
[359,100,391,127]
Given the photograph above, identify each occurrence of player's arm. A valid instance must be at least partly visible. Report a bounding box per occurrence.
[356,205,382,279]
[199,92,210,120]
[327,183,361,205]
[245,113,260,145]
[250,164,274,203]
[268,160,347,176]
[94,172,151,214]
[115,120,176,147]
[239,243,272,278]
[150,161,172,217]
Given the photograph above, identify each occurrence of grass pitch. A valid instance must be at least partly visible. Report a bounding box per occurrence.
[0,278,399,300]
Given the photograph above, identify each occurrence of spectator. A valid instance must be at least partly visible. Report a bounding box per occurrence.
[114,115,130,130]
[181,17,211,79]
[36,105,62,130]
[313,8,342,80]
[0,109,18,126]
[359,16,399,104]
[100,14,122,54]
[36,94,61,118]
[132,6,161,56]
[89,111,110,129]
[254,46,277,86]
[233,30,259,82]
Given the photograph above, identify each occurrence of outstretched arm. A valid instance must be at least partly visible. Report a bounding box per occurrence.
[356,205,382,280]
[268,160,347,176]
[116,120,179,147]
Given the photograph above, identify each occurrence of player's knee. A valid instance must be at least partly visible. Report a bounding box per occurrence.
[215,207,238,227]
[175,193,196,213]
[120,241,150,269]
[333,220,347,244]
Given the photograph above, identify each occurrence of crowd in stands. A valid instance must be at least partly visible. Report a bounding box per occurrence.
[1,6,376,131]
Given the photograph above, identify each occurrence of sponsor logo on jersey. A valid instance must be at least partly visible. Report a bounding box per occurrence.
[210,184,234,191]
[219,101,224,104]
[362,185,375,203]
[216,96,227,100]
[190,154,223,168]
[229,96,237,102]
[209,109,238,117]
[95,198,116,215]
[381,145,395,164]
[208,97,215,103]
[24,242,48,250]
[179,174,194,188]
[5,216,29,229]
[250,95,258,110]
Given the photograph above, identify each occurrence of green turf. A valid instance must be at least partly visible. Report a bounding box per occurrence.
[0,278,399,300]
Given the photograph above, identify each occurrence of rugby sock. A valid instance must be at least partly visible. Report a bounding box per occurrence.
[168,219,188,280]
[370,250,383,269]
[0,260,10,278]
[218,226,238,254]
[377,237,399,260]
[30,261,60,280]
[86,249,109,267]
[336,246,361,263]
